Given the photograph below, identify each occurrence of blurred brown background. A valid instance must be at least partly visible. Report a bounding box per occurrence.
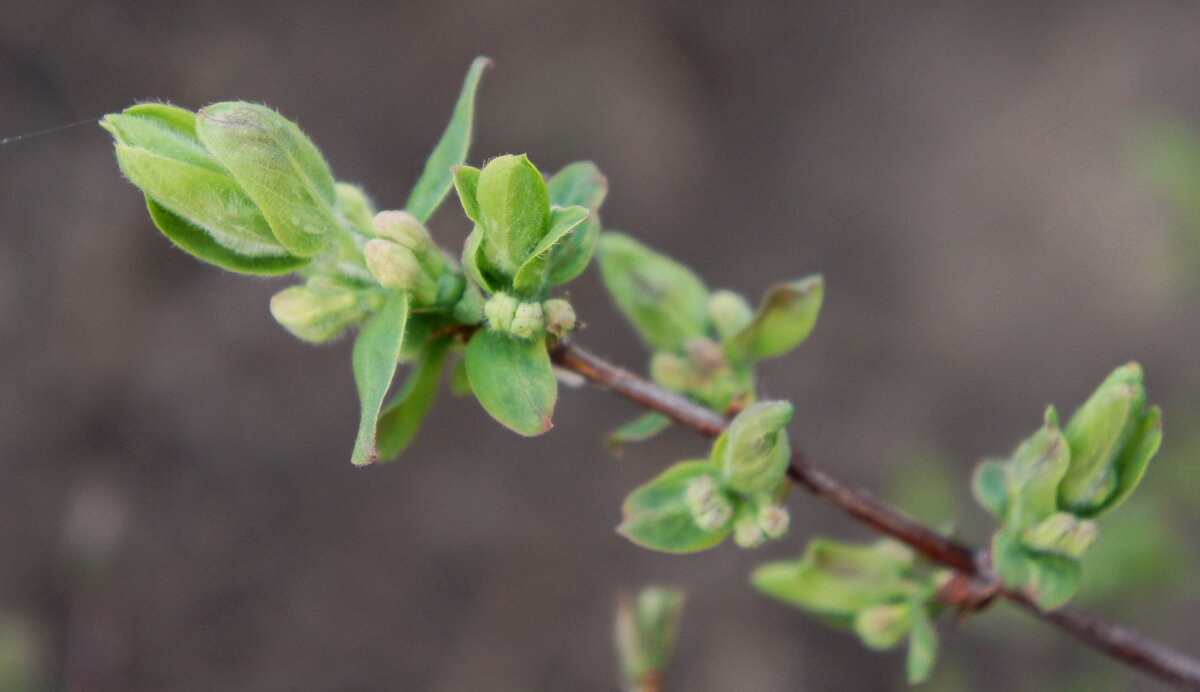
[4,1,1200,690]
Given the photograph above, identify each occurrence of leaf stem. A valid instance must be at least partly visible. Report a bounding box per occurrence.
[549,337,1200,690]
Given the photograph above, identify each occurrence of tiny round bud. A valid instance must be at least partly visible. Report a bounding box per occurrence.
[757,503,790,539]
[693,501,733,533]
[509,301,545,339]
[483,292,518,332]
[372,210,430,252]
[684,338,727,373]
[543,298,576,336]
[732,515,766,548]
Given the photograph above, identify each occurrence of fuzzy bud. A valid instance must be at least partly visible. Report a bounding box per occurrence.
[509,302,545,339]
[269,285,365,343]
[543,299,577,336]
[483,292,518,332]
[365,239,437,303]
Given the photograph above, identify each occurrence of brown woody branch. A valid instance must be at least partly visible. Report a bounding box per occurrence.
[549,338,1200,690]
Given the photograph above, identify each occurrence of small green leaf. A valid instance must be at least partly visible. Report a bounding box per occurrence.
[1006,407,1070,530]
[512,205,589,294]
[376,338,451,460]
[618,461,731,553]
[102,106,221,172]
[906,604,939,684]
[350,292,410,466]
[971,459,1009,520]
[197,102,339,258]
[465,329,556,436]
[715,400,794,495]
[726,276,823,362]
[1022,512,1097,559]
[992,531,1082,609]
[475,154,551,277]
[607,412,672,451]
[854,602,912,651]
[546,161,608,285]
[405,56,490,223]
[596,232,710,351]
[144,198,308,275]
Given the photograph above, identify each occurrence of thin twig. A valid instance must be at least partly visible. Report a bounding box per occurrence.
[549,338,1200,690]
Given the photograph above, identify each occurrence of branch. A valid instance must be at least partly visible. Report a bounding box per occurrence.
[549,338,1200,690]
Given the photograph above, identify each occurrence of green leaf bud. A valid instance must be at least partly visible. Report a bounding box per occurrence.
[269,284,366,343]
[509,301,545,340]
[615,586,685,691]
[474,154,551,277]
[102,104,300,265]
[1058,363,1161,517]
[1022,512,1097,559]
[542,298,577,336]
[684,476,734,532]
[715,401,794,495]
[364,239,437,303]
[683,337,727,374]
[483,292,518,332]
[195,102,340,258]
[708,290,754,340]
[854,602,912,651]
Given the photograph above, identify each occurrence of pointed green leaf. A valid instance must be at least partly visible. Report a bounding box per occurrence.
[546,161,607,285]
[618,461,730,554]
[615,586,685,688]
[144,198,308,275]
[971,459,1009,520]
[452,165,483,225]
[465,329,556,436]
[512,205,589,294]
[196,102,339,258]
[906,605,939,684]
[1007,407,1070,529]
[726,276,823,362]
[596,232,710,351]
[376,338,451,460]
[607,412,672,452]
[350,292,410,465]
[475,154,550,277]
[1026,552,1083,610]
[405,56,490,223]
[102,106,222,173]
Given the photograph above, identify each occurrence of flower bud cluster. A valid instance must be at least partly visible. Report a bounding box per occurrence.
[685,476,734,532]
[482,292,577,340]
[364,211,447,304]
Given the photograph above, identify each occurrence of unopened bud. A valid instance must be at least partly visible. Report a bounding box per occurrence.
[684,337,727,373]
[269,284,364,343]
[543,299,576,336]
[733,512,766,548]
[708,290,754,340]
[854,603,912,650]
[693,502,733,533]
[718,400,794,495]
[510,302,545,339]
[483,292,518,332]
[365,239,437,303]
[757,503,790,539]
[373,210,430,252]
[650,352,694,393]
